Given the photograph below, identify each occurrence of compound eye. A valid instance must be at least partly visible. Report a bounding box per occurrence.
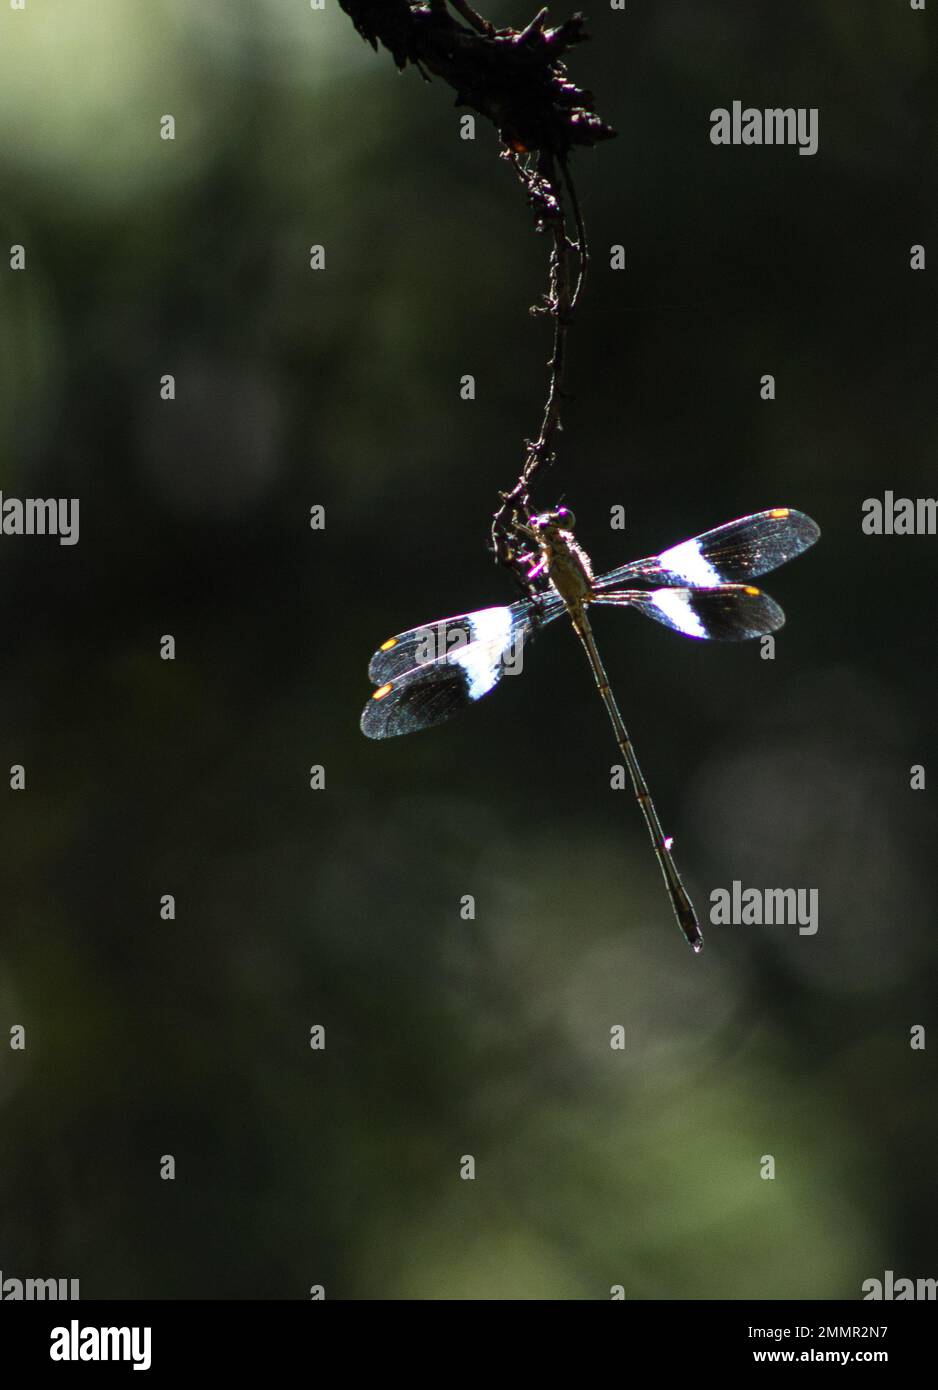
[556,507,576,528]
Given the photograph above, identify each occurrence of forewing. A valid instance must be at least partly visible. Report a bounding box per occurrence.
[594,508,820,591]
[367,610,506,684]
[362,603,541,739]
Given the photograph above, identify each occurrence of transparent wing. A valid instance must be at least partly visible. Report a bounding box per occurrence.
[593,584,785,640]
[594,508,820,592]
[366,610,514,684]
[362,600,562,739]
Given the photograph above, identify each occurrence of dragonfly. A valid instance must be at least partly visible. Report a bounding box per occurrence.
[361,506,820,951]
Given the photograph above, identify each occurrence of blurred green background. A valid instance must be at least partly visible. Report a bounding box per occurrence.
[0,0,935,1299]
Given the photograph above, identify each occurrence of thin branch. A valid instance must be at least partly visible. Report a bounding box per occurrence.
[338,3,614,592]
[489,149,579,588]
[338,2,615,155]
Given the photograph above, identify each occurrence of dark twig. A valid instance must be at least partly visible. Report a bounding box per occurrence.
[447,0,494,37]
[338,3,614,592]
[489,148,579,589]
[338,2,615,154]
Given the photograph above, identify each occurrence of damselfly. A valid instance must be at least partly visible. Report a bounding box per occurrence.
[362,507,820,951]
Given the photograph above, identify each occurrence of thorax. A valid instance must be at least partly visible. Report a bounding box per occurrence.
[542,529,595,609]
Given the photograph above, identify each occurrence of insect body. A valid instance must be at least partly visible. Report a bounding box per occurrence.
[362,507,820,950]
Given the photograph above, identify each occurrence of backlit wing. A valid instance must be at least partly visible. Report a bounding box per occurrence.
[593,584,785,640]
[594,508,820,592]
[362,600,561,739]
